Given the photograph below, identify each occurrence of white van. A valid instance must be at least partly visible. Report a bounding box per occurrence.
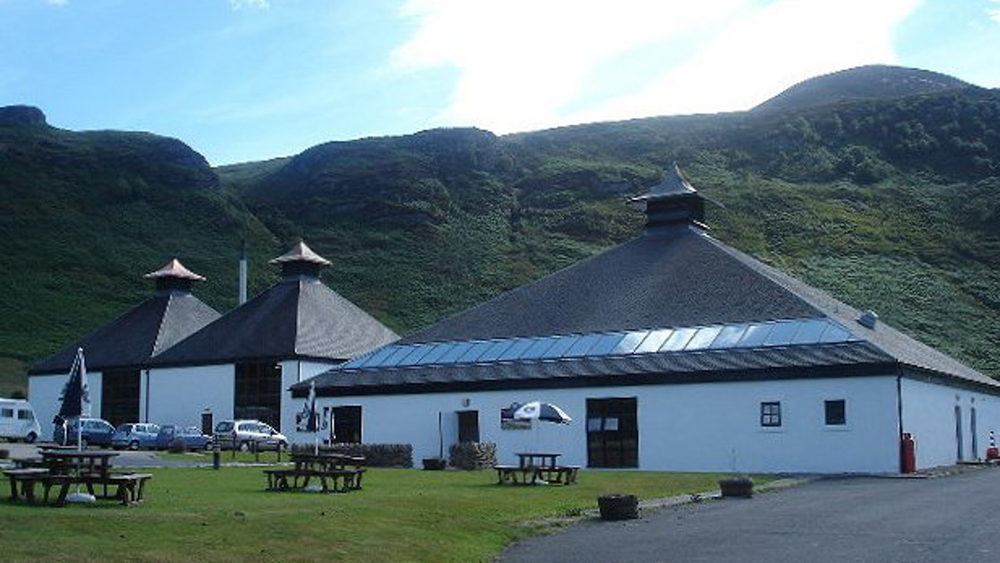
[0,398,41,443]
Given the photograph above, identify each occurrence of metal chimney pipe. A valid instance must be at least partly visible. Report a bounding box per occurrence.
[239,239,248,305]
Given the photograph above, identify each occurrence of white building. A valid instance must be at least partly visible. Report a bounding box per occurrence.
[143,242,398,434]
[289,167,1000,474]
[29,243,398,439]
[28,259,221,436]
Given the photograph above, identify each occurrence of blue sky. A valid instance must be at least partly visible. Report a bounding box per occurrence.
[1,0,998,165]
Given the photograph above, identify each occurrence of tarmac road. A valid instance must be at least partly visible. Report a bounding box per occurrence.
[501,468,1000,563]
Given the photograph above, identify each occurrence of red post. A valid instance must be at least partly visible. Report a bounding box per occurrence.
[900,433,916,474]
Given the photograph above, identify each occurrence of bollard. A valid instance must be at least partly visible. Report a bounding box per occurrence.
[254,440,260,463]
[212,443,221,470]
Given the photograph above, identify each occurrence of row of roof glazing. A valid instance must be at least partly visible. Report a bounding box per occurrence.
[339,317,858,371]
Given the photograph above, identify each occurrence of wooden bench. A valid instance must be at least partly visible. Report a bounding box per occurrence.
[536,465,579,485]
[4,468,50,503]
[102,473,153,506]
[496,465,540,485]
[263,467,365,493]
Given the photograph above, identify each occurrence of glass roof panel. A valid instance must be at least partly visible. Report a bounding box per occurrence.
[497,338,535,361]
[819,323,854,343]
[415,343,452,365]
[477,340,515,362]
[737,323,774,348]
[358,346,400,368]
[520,336,561,360]
[763,320,800,346]
[684,326,723,351]
[659,327,698,352]
[457,341,494,363]
[564,333,604,358]
[611,331,649,355]
[710,324,748,349]
[437,342,474,364]
[540,335,580,358]
[790,319,829,345]
[586,333,626,356]
[633,329,672,354]
[382,345,417,367]
[395,344,434,367]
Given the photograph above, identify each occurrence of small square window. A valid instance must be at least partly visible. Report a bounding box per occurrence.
[760,402,782,427]
[825,400,846,425]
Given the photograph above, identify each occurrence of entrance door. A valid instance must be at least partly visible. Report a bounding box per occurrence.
[101,370,140,428]
[955,405,964,462]
[457,410,480,443]
[586,398,638,468]
[971,407,978,460]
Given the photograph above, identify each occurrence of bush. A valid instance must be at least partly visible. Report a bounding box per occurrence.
[448,442,496,470]
[291,443,413,468]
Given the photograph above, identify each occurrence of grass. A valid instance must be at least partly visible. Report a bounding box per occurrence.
[0,467,756,562]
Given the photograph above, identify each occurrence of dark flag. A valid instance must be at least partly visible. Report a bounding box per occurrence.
[58,348,91,419]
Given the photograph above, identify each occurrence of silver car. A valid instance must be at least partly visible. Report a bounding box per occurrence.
[213,420,287,451]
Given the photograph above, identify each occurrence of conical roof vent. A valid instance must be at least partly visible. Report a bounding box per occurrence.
[630,163,706,231]
[269,240,331,278]
[143,259,206,293]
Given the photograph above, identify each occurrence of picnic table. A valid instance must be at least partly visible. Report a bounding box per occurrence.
[263,451,365,493]
[496,452,579,485]
[4,449,152,506]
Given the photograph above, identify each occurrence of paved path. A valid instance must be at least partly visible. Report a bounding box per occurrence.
[501,468,1000,563]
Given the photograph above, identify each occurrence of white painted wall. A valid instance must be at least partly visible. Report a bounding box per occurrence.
[27,371,104,441]
[145,365,234,428]
[286,375,901,474]
[900,377,1000,470]
[279,360,341,434]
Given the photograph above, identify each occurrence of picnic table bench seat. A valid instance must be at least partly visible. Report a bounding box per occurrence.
[264,467,365,493]
[5,467,153,506]
[495,464,580,485]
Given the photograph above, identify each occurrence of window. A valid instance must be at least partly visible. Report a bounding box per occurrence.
[234,362,282,431]
[825,400,846,426]
[586,398,638,468]
[332,406,362,443]
[1,408,13,418]
[760,402,782,427]
[17,410,34,421]
[101,369,140,428]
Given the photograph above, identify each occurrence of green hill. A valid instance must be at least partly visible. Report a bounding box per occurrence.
[1,65,998,397]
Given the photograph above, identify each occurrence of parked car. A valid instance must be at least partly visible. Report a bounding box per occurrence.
[155,425,213,450]
[0,397,41,443]
[53,417,115,447]
[111,423,161,450]
[214,420,287,451]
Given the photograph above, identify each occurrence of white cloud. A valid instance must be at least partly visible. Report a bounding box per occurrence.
[989,0,1000,23]
[40,0,68,5]
[392,0,922,133]
[228,0,269,9]
[392,0,745,132]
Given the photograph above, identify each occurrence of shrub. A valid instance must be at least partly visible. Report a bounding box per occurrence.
[448,442,497,470]
[291,443,413,468]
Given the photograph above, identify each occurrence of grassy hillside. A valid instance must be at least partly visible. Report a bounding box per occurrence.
[2,66,998,397]
[0,110,282,395]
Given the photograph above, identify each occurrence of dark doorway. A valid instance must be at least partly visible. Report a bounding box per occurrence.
[201,411,214,436]
[457,410,480,443]
[234,362,282,430]
[955,405,964,462]
[332,406,362,443]
[586,398,638,468]
[101,369,140,427]
[971,407,978,460]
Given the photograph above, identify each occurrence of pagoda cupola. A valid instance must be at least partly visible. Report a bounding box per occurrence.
[143,259,206,294]
[269,241,332,280]
[629,163,707,231]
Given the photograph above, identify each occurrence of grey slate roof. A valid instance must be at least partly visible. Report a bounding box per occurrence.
[298,227,996,396]
[149,277,399,367]
[403,225,820,343]
[29,292,221,375]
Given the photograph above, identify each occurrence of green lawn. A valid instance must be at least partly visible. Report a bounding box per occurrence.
[0,467,749,562]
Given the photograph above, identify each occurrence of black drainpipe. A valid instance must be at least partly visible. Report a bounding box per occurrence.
[144,369,151,423]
